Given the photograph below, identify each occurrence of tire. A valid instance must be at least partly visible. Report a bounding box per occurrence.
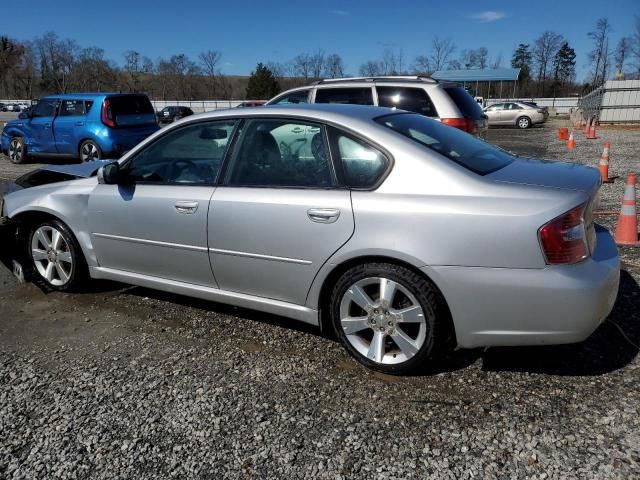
[330,262,452,375]
[28,219,88,291]
[8,136,27,164]
[79,140,102,162]
[516,116,531,129]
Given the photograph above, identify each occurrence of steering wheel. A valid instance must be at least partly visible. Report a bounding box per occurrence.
[169,159,200,183]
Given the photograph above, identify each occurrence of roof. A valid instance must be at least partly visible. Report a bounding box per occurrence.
[42,93,148,99]
[431,68,521,82]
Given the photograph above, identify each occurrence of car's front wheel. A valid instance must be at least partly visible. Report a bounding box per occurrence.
[8,137,27,164]
[29,219,87,291]
[516,116,531,129]
[79,140,102,162]
[330,262,451,374]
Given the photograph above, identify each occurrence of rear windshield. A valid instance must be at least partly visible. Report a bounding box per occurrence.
[376,113,513,175]
[444,87,484,120]
[108,95,154,115]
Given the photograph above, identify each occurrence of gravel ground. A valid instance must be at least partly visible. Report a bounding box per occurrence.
[1,118,640,479]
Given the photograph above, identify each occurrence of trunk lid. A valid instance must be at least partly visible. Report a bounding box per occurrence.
[487,158,601,193]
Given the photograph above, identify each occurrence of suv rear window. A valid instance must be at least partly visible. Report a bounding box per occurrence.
[376,113,513,175]
[315,88,373,105]
[377,86,437,117]
[108,95,154,115]
[443,87,484,120]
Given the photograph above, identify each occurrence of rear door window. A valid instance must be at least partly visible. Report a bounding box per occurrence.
[59,100,85,116]
[443,87,484,119]
[376,86,437,117]
[315,87,374,105]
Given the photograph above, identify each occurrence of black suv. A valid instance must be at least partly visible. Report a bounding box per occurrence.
[157,106,194,123]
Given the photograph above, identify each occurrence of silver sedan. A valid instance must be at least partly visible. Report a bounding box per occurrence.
[0,104,619,374]
[484,101,548,128]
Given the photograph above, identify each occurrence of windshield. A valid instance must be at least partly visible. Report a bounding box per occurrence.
[376,113,514,175]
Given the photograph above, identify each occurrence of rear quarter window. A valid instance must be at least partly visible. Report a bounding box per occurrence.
[443,87,484,120]
[376,86,437,117]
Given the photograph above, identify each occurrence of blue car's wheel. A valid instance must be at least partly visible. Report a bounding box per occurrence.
[8,137,26,164]
[79,140,102,162]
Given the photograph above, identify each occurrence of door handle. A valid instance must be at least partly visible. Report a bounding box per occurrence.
[174,201,199,214]
[44,123,51,128]
[307,208,340,224]
[75,121,84,126]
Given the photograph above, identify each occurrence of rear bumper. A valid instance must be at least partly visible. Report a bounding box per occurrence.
[426,226,620,348]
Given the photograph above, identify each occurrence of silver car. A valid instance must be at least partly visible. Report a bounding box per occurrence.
[0,104,619,374]
[484,101,548,129]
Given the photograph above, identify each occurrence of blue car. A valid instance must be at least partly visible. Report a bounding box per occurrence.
[1,93,160,164]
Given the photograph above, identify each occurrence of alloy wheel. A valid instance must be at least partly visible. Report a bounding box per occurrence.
[31,226,73,286]
[8,139,23,163]
[80,142,99,162]
[518,117,530,129]
[339,277,427,365]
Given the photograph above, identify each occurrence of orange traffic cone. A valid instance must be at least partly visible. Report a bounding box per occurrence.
[587,118,597,139]
[614,173,640,246]
[567,131,576,149]
[599,142,613,183]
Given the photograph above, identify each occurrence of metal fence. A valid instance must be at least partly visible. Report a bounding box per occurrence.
[578,80,640,123]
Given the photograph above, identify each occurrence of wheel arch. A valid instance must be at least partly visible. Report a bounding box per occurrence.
[10,207,95,268]
[312,253,455,343]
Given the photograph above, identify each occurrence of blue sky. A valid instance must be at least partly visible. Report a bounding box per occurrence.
[3,0,638,80]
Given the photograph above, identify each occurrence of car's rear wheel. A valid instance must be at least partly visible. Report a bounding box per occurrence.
[516,116,531,129]
[330,262,451,374]
[28,219,87,291]
[8,137,27,164]
[79,140,102,162]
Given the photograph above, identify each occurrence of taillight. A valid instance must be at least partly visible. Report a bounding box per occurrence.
[101,99,116,128]
[538,205,588,264]
[441,118,478,135]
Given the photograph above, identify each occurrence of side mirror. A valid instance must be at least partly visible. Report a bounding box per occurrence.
[200,127,227,140]
[97,162,121,185]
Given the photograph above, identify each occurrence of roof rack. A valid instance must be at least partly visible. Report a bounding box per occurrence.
[312,76,437,85]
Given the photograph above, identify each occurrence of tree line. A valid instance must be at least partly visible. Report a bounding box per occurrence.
[1,16,639,101]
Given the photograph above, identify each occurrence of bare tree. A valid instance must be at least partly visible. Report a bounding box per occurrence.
[631,16,640,76]
[459,49,479,69]
[293,53,311,79]
[35,32,78,93]
[476,47,489,69]
[323,53,345,78]
[199,49,222,97]
[0,37,24,97]
[532,31,564,93]
[309,50,325,79]
[380,48,404,75]
[412,55,431,74]
[123,50,143,92]
[614,37,631,78]
[431,36,456,71]
[588,18,612,85]
[491,52,503,69]
[359,60,383,76]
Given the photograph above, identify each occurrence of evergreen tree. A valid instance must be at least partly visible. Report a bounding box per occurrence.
[245,63,280,100]
[511,43,532,81]
[552,42,576,84]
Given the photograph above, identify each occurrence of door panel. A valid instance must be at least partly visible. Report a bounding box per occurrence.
[88,184,216,285]
[29,99,58,153]
[54,99,86,155]
[208,188,353,304]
